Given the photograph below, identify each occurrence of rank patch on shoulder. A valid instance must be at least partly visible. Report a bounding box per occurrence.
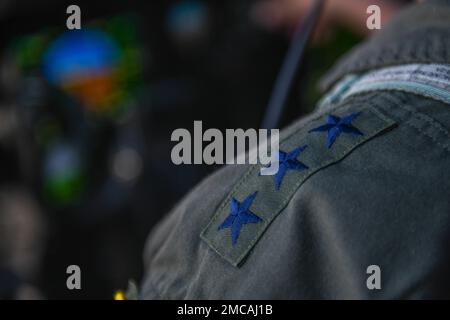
[309,112,363,148]
[272,145,309,190]
[201,106,396,267]
[218,191,262,246]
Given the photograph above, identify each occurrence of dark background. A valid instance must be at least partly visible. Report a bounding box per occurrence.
[0,0,364,299]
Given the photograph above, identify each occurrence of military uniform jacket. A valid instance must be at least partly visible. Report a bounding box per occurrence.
[141,0,450,299]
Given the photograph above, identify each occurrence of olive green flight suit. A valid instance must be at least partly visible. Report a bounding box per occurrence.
[141,0,450,299]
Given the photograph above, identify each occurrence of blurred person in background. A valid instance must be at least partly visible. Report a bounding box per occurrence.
[251,0,405,38]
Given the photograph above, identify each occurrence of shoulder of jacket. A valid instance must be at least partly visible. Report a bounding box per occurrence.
[200,100,397,267]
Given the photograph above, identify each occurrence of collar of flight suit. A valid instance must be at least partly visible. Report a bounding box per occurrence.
[319,0,450,92]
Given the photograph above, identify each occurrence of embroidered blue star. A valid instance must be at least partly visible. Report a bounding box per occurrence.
[218,191,262,246]
[272,145,309,190]
[309,112,363,148]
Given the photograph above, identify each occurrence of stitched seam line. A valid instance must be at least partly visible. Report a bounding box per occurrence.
[404,119,450,152]
[378,92,450,151]
[349,90,450,150]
